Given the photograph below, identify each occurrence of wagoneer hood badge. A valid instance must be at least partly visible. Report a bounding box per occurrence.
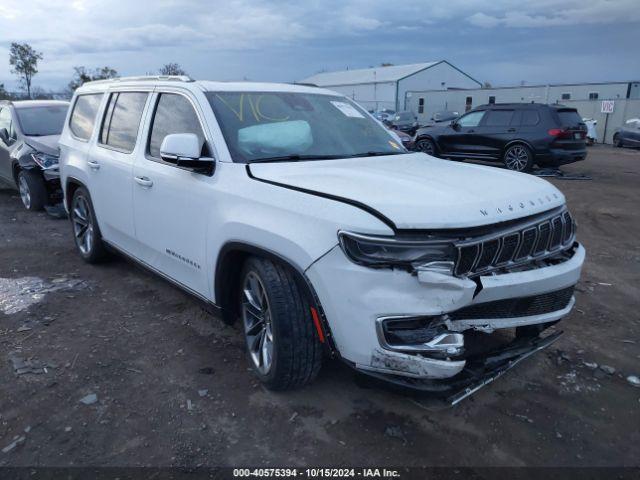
[248,153,565,230]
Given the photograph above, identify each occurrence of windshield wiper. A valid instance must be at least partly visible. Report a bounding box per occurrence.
[249,154,347,163]
[346,151,405,158]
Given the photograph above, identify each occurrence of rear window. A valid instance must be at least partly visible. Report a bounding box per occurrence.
[99,92,148,153]
[556,109,582,127]
[69,94,103,140]
[484,110,514,126]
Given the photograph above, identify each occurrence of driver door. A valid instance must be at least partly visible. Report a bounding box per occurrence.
[132,89,213,298]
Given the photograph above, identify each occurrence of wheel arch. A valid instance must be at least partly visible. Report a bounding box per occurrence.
[64,176,86,211]
[503,139,535,154]
[214,241,336,352]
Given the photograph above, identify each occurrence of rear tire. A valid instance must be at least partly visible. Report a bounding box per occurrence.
[503,144,534,172]
[70,187,108,263]
[18,169,47,211]
[239,257,322,390]
[613,134,623,148]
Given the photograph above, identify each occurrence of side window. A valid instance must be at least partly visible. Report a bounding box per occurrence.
[99,92,148,153]
[0,108,13,144]
[69,94,103,141]
[148,93,205,160]
[522,110,540,126]
[483,110,514,126]
[457,110,485,128]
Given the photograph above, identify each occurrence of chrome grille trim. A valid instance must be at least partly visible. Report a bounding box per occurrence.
[453,208,576,277]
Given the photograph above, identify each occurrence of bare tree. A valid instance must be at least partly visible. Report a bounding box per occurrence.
[159,63,187,76]
[68,66,118,92]
[9,42,43,99]
[482,81,493,88]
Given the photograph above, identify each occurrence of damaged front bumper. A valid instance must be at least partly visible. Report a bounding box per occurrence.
[360,330,563,405]
[306,241,584,398]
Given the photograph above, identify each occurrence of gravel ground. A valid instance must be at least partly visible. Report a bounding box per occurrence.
[0,145,638,468]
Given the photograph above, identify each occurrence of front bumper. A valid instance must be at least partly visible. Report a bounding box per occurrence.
[306,243,585,382]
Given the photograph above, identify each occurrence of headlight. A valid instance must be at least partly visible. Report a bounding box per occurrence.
[338,231,455,270]
[31,152,59,169]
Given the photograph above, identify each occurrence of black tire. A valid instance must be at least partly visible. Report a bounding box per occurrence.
[238,257,322,390]
[503,144,534,172]
[69,187,108,263]
[415,137,437,157]
[613,134,623,148]
[17,169,47,211]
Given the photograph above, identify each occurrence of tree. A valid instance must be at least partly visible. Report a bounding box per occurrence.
[159,62,187,76]
[482,81,493,89]
[9,42,43,99]
[0,83,13,101]
[68,66,118,92]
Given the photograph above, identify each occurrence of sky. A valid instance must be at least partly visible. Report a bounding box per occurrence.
[0,0,639,92]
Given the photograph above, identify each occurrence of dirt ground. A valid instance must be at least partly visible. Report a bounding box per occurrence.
[0,145,639,469]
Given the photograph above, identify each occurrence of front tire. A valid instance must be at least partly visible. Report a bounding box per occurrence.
[503,144,534,172]
[239,257,322,390]
[416,138,437,157]
[17,170,47,211]
[70,187,108,263]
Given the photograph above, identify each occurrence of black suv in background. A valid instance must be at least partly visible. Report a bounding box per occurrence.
[414,103,587,172]
[0,100,69,211]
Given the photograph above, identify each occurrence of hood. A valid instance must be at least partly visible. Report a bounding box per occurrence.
[25,134,60,156]
[248,153,565,230]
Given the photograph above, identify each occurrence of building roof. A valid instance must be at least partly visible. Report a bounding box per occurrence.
[300,62,440,86]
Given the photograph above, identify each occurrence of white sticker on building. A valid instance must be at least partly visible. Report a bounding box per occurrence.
[330,101,364,118]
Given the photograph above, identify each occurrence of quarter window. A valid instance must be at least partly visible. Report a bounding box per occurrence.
[69,94,103,141]
[148,93,205,159]
[484,110,514,126]
[457,110,485,127]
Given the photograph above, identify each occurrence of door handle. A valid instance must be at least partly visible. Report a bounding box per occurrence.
[134,176,153,188]
[87,160,100,170]
[507,128,516,133]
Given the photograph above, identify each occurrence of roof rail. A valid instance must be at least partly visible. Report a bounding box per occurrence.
[85,75,195,85]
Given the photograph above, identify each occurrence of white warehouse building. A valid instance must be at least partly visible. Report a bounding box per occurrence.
[299,61,482,112]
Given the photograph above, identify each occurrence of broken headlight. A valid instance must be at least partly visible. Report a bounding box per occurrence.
[338,231,455,270]
[31,152,59,169]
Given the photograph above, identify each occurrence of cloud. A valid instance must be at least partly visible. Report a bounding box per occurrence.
[467,12,500,28]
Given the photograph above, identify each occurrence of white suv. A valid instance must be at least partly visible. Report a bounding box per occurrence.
[59,76,585,401]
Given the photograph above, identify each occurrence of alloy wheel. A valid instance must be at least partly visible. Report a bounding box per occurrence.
[241,271,274,374]
[505,145,530,171]
[18,174,31,209]
[72,195,94,255]
[417,139,435,155]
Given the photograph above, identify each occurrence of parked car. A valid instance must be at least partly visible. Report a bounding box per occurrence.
[582,118,598,145]
[373,109,395,123]
[414,103,588,172]
[0,100,69,210]
[391,111,419,135]
[59,77,584,402]
[613,118,640,148]
[386,126,414,150]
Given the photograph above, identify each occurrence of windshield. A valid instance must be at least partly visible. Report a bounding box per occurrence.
[15,105,68,136]
[206,92,404,163]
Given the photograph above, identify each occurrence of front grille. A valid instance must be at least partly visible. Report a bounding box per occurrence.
[454,209,576,277]
[449,286,574,321]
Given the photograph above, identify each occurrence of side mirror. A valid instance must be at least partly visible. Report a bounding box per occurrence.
[160,133,214,175]
[450,120,459,130]
[0,128,9,144]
